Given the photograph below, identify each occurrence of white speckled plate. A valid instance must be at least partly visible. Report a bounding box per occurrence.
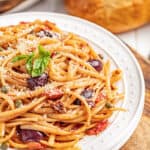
[0,12,145,150]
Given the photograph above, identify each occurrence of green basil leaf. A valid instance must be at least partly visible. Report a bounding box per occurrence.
[31,69,41,77]
[26,53,34,74]
[12,54,28,62]
[43,56,49,67]
[33,57,43,69]
[38,45,46,56]
[41,56,50,73]
[31,45,50,77]
[31,57,43,77]
[40,60,45,73]
[38,45,50,57]
[12,45,51,77]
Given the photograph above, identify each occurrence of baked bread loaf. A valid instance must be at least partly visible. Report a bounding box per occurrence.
[65,0,150,33]
[0,0,23,13]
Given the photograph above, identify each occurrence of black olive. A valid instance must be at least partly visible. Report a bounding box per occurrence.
[17,128,44,142]
[27,73,48,90]
[73,99,81,105]
[37,30,53,38]
[86,100,95,107]
[27,78,36,90]
[81,89,93,99]
[36,30,59,39]
[88,59,103,71]
[59,122,68,127]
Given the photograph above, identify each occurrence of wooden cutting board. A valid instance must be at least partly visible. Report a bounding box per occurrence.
[121,46,150,150]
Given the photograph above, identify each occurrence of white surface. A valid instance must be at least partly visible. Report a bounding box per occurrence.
[0,12,145,150]
[21,0,150,59]
[118,25,150,59]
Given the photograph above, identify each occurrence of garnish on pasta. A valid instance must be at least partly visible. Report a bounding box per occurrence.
[0,20,124,150]
[12,45,51,77]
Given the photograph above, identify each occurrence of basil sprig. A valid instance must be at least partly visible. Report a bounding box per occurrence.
[12,54,28,62]
[26,53,34,75]
[12,45,50,77]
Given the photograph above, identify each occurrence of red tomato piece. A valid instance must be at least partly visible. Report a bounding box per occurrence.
[86,120,108,135]
[95,92,106,103]
[27,142,46,150]
[44,89,64,100]
[20,21,29,24]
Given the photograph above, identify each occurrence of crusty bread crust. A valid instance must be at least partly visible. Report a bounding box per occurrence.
[65,0,150,33]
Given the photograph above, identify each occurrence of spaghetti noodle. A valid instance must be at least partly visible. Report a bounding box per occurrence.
[0,20,124,150]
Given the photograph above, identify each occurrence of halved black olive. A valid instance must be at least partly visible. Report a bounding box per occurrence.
[88,59,103,71]
[17,128,44,142]
[27,73,48,90]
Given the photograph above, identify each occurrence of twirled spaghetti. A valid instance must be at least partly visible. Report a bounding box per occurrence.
[0,20,124,150]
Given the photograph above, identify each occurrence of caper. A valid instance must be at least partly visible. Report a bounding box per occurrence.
[15,100,23,108]
[105,102,113,108]
[0,142,8,150]
[1,86,8,94]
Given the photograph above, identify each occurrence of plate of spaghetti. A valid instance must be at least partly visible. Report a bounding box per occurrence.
[0,12,145,150]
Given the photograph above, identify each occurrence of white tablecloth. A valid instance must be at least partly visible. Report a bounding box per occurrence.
[10,0,150,59]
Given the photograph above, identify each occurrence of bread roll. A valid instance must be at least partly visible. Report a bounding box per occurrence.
[66,0,150,33]
[0,0,23,13]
